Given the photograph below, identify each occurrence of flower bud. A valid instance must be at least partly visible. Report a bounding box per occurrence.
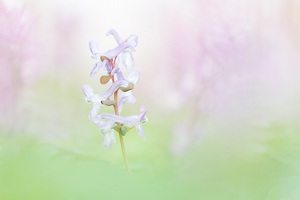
[119,82,134,92]
[101,100,117,106]
[100,76,110,84]
[101,56,110,62]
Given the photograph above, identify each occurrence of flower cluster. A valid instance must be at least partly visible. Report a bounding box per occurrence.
[82,29,148,149]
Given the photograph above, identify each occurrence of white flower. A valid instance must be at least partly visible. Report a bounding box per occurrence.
[116,69,140,113]
[82,80,129,122]
[99,105,148,140]
[94,119,116,149]
[89,40,134,76]
[106,29,138,69]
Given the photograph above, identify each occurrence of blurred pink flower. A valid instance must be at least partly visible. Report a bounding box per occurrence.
[165,1,299,155]
[0,1,40,126]
[170,123,204,156]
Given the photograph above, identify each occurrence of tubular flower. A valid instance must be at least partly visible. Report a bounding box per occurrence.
[82,80,128,105]
[118,92,136,114]
[116,69,140,114]
[82,29,147,152]
[106,29,138,69]
[95,120,116,149]
[89,40,134,76]
[82,80,128,122]
[99,105,148,140]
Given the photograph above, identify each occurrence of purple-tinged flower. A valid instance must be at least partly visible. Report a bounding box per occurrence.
[88,104,100,122]
[121,51,134,69]
[83,29,147,165]
[118,92,136,114]
[94,119,116,149]
[116,69,140,84]
[82,80,128,122]
[106,29,138,48]
[101,130,116,149]
[89,40,134,76]
[99,105,148,140]
[90,59,111,77]
[106,29,138,69]
[116,69,140,113]
[89,40,134,60]
[111,66,120,75]
[82,80,128,104]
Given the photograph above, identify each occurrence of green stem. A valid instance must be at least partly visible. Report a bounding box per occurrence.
[119,133,131,174]
[110,58,131,174]
[114,95,131,174]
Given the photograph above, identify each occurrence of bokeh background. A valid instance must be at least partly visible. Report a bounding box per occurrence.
[1,0,300,199]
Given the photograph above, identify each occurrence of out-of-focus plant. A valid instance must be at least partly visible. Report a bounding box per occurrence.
[0,1,40,131]
[82,29,148,173]
[166,1,299,156]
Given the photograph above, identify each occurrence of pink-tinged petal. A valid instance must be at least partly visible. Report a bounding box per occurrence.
[105,42,134,59]
[121,51,134,69]
[108,130,116,149]
[138,105,147,121]
[82,84,94,99]
[89,94,102,104]
[120,90,133,98]
[89,40,100,55]
[90,61,103,77]
[111,67,120,75]
[141,116,148,124]
[136,124,146,140]
[97,120,116,149]
[118,95,136,114]
[127,34,138,48]
[96,119,115,132]
[115,55,120,68]
[101,134,110,149]
[100,79,128,100]
[101,80,128,99]
[106,29,124,44]
[89,104,100,122]
[92,115,102,124]
[86,80,128,104]
[100,113,140,128]
[102,60,112,72]
[126,69,140,85]
[91,52,102,60]
[116,71,125,81]
[101,130,116,149]
[100,105,146,127]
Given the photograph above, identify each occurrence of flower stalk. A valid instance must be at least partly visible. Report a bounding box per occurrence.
[112,59,131,174]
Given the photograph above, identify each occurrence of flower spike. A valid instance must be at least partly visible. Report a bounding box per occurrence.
[83,29,147,174]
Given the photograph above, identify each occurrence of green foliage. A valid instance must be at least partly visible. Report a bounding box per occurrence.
[0,137,165,200]
[2,79,300,200]
[2,119,300,200]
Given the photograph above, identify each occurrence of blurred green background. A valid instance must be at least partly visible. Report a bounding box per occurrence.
[1,0,300,199]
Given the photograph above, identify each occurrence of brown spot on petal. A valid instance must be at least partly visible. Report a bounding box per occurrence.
[101,100,117,106]
[100,76,110,84]
[120,83,134,92]
[100,56,110,62]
